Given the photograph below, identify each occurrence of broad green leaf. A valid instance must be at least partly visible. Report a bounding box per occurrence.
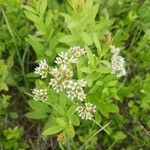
[81,32,92,45]
[35,20,45,34]
[35,79,47,88]
[55,117,67,127]
[43,125,64,135]
[45,11,53,27]
[70,115,80,126]
[107,80,117,87]
[98,101,119,118]
[59,35,77,45]
[85,46,95,67]
[26,36,45,58]
[24,11,39,22]
[66,105,76,120]
[54,104,65,116]
[86,72,101,87]
[65,124,75,138]
[93,33,101,57]
[80,67,92,74]
[59,93,67,109]
[40,0,47,16]
[113,132,127,141]
[68,21,79,30]
[28,100,50,113]
[26,111,47,119]
[23,6,38,14]
[85,0,94,9]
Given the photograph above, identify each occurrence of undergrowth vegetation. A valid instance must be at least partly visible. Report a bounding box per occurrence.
[0,0,150,150]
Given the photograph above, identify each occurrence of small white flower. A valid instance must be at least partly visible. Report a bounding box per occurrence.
[77,79,87,87]
[50,67,64,81]
[34,60,49,79]
[32,88,48,101]
[110,45,120,55]
[61,67,73,78]
[76,103,96,120]
[116,68,126,78]
[63,80,86,101]
[49,78,63,93]
[69,46,86,58]
[111,55,125,71]
[55,52,70,66]
[110,47,126,78]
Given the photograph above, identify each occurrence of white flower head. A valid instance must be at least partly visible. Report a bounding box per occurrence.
[34,60,49,79]
[50,67,62,80]
[77,79,87,87]
[110,45,120,55]
[49,78,63,93]
[69,46,86,58]
[111,55,126,77]
[64,80,86,101]
[32,88,48,102]
[110,44,126,78]
[76,103,96,120]
[111,55,125,71]
[55,52,70,66]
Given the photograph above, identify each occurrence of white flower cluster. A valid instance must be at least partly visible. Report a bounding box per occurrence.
[63,79,87,101]
[76,103,96,120]
[33,46,96,120]
[32,88,48,102]
[50,46,87,102]
[55,46,86,68]
[110,45,126,77]
[34,60,49,79]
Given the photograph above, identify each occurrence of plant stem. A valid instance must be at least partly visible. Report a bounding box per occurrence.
[1,8,29,91]
[79,121,111,150]
[92,119,111,134]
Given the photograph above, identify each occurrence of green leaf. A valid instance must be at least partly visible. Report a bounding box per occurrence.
[28,100,50,113]
[113,132,127,141]
[59,35,77,45]
[24,11,39,22]
[35,80,47,88]
[54,104,65,116]
[80,67,92,74]
[26,36,45,58]
[66,105,76,120]
[26,111,47,119]
[55,117,67,127]
[35,20,45,34]
[65,124,75,138]
[93,33,101,57]
[70,115,80,126]
[86,72,101,87]
[107,80,118,87]
[85,45,95,67]
[98,101,119,118]
[45,10,53,27]
[23,5,38,14]
[40,0,47,17]
[43,125,64,135]
[81,32,92,45]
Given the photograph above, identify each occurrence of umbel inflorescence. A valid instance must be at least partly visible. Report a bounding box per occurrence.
[32,46,96,120]
[110,45,126,77]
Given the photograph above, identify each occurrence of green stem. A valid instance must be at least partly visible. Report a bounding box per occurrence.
[79,121,111,150]
[1,8,29,91]
[59,142,65,150]
[107,141,116,150]
[92,119,111,134]
[71,138,77,150]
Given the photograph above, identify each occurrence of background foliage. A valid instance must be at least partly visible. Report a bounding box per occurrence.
[0,0,150,150]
